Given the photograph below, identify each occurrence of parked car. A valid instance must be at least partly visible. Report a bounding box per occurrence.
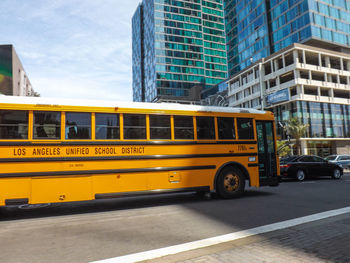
[324,155,350,169]
[280,155,343,181]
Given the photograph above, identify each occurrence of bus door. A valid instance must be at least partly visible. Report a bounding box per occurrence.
[256,121,278,186]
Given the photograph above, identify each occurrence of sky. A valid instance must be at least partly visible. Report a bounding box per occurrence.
[0,0,141,101]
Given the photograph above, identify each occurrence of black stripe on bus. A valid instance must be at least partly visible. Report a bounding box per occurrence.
[248,163,259,167]
[95,186,210,199]
[0,153,258,163]
[0,165,216,179]
[0,140,257,146]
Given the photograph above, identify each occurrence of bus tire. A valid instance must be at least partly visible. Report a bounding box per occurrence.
[216,166,245,199]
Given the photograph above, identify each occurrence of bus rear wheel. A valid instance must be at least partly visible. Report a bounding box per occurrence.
[216,166,245,199]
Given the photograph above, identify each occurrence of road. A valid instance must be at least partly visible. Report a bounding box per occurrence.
[1,173,350,263]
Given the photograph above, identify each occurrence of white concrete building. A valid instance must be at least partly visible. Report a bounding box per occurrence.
[227,43,350,156]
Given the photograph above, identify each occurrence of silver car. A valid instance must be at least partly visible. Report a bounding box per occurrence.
[324,155,350,169]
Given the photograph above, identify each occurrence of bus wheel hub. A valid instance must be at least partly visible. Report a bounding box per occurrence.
[224,174,239,191]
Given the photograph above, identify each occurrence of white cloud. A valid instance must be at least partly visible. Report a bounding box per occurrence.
[0,0,141,102]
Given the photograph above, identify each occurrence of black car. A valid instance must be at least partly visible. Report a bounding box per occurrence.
[280,155,343,181]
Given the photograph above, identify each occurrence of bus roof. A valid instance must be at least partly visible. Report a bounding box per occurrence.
[0,95,267,115]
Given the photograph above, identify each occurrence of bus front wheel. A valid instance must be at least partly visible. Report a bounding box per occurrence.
[216,166,245,199]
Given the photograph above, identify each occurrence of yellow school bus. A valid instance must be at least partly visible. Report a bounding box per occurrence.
[0,96,279,207]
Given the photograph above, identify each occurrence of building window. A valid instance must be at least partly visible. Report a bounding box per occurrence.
[251,98,260,107]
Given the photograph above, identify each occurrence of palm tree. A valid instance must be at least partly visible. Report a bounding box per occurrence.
[284,117,309,155]
[277,140,291,157]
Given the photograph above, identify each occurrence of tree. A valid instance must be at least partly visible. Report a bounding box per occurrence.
[284,117,309,155]
[277,140,291,158]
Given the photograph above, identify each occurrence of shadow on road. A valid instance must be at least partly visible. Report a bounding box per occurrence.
[0,189,274,221]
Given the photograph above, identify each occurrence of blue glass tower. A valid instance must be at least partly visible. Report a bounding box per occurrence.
[132,0,228,103]
[225,1,270,76]
[225,0,350,77]
[132,4,145,102]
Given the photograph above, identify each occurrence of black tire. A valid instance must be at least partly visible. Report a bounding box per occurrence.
[331,168,342,179]
[296,169,306,181]
[216,166,245,199]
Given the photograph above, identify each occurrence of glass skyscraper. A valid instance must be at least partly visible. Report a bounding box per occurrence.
[225,0,350,77]
[225,1,270,76]
[132,0,228,102]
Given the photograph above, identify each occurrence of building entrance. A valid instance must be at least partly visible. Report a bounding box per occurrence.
[306,141,332,157]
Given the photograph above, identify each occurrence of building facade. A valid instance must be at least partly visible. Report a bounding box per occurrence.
[227,43,350,156]
[224,0,350,77]
[132,0,228,103]
[0,45,35,96]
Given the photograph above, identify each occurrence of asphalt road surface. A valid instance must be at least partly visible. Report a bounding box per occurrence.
[1,173,350,263]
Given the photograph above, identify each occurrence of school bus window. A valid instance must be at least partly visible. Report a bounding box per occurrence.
[196,116,215,140]
[95,113,120,140]
[218,117,235,139]
[0,110,28,139]
[174,116,194,140]
[33,111,61,139]
[237,118,254,140]
[123,114,146,140]
[65,112,91,139]
[150,115,171,140]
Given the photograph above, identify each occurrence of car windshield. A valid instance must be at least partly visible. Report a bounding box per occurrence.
[324,155,337,161]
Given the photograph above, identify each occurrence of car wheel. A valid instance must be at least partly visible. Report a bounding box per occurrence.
[332,168,342,179]
[296,170,306,181]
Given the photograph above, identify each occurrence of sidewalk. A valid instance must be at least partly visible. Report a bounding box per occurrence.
[147,212,350,263]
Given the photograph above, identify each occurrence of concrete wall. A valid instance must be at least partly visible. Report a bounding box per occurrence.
[12,46,24,96]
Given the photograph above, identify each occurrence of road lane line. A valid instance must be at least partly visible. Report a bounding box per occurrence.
[90,206,350,263]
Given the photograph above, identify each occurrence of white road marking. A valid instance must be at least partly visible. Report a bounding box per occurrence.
[90,206,350,263]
